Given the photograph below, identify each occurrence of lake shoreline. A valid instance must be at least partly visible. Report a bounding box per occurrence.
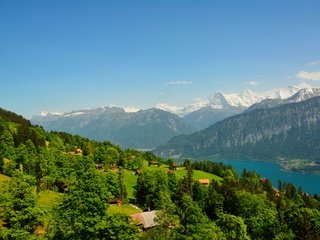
[211,159,320,195]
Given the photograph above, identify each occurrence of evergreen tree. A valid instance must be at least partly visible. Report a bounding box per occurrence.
[118,167,127,203]
[0,171,43,239]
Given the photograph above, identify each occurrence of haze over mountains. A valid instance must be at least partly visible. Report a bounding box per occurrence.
[32,86,319,150]
[32,107,194,149]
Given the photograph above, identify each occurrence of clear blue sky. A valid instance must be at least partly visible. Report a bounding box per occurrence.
[1,0,320,118]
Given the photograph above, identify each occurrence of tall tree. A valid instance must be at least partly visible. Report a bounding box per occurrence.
[118,167,127,203]
[50,169,110,239]
[0,171,43,239]
[50,168,136,239]
[215,213,250,240]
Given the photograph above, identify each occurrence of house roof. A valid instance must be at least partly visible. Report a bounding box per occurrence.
[198,179,210,184]
[131,213,144,226]
[131,210,158,229]
[171,163,180,167]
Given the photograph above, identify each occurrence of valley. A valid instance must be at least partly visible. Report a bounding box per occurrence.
[1,103,320,239]
[3,1,320,238]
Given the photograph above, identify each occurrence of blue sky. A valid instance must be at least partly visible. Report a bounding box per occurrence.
[1,0,320,118]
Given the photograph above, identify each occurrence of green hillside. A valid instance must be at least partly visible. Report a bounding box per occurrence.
[1,107,320,240]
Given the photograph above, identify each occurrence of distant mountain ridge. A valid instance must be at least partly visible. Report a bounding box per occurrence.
[154,94,320,162]
[32,86,313,149]
[181,86,301,130]
[32,107,194,149]
[156,86,300,116]
[246,88,320,112]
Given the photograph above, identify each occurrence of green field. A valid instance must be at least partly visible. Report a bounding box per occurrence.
[123,170,138,199]
[147,165,223,182]
[108,204,142,215]
[37,190,61,210]
[175,168,223,182]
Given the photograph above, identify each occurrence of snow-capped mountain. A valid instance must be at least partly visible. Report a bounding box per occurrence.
[288,88,320,102]
[182,86,302,130]
[156,86,301,116]
[155,103,184,116]
[266,86,299,99]
[155,101,208,117]
[219,90,264,108]
[246,88,320,112]
[207,86,300,109]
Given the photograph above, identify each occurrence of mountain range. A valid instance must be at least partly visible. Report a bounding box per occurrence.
[32,86,317,149]
[246,88,320,112]
[155,89,320,165]
[156,86,300,116]
[32,107,194,149]
[160,86,300,130]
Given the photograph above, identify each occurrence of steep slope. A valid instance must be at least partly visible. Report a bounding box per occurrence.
[182,91,254,130]
[155,96,320,161]
[32,107,194,149]
[183,106,244,130]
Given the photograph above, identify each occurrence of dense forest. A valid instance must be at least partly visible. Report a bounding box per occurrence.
[1,107,320,240]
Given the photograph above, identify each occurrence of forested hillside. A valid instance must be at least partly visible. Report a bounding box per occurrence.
[1,107,320,239]
[156,96,320,166]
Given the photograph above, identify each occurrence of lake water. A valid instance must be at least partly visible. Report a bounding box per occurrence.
[214,159,320,195]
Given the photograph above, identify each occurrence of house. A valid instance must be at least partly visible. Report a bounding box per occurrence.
[198,179,210,186]
[131,210,158,229]
[108,198,123,206]
[63,184,69,193]
[273,187,280,197]
[117,199,123,206]
[260,178,268,183]
[170,163,180,170]
[135,169,143,175]
[149,160,158,166]
[166,170,175,174]
[67,147,83,156]
[75,147,82,155]
[109,198,118,204]
[67,151,76,155]
[96,164,105,171]
[110,164,118,170]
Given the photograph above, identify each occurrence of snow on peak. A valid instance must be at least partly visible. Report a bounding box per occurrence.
[124,107,140,113]
[155,100,208,116]
[180,101,208,115]
[224,92,260,108]
[266,86,299,99]
[40,111,64,117]
[288,88,320,102]
[40,111,48,117]
[64,112,85,117]
[208,90,263,109]
[155,103,183,114]
[208,92,228,109]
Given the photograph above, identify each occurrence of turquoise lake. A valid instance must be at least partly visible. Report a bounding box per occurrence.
[214,160,320,195]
